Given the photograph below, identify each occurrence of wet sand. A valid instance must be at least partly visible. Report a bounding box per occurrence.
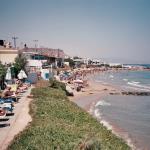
[70,78,120,109]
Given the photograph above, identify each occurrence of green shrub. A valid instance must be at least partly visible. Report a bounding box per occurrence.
[49,78,66,91]
[78,138,101,150]
[8,87,130,150]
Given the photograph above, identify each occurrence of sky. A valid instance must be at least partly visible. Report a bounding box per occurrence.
[0,0,150,63]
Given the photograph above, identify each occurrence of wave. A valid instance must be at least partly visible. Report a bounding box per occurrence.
[94,108,136,149]
[122,85,150,92]
[95,100,111,107]
[123,78,128,81]
[94,108,112,130]
[127,81,150,91]
[94,108,102,118]
[109,75,114,78]
[128,81,140,85]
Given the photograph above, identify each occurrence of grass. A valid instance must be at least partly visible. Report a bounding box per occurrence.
[8,82,130,150]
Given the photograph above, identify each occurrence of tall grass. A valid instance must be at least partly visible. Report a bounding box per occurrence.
[8,85,130,150]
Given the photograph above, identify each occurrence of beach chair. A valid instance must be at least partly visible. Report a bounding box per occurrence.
[0,99,14,112]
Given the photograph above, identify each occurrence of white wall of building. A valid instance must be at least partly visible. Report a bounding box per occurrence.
[27,59,47,67]
[109,63,122,67]
[0,48,18,64]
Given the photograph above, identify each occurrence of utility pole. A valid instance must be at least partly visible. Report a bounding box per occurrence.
[33,40,38,48]
[12,36,18,48]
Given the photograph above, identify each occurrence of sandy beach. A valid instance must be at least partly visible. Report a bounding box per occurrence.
[70,75,120,110]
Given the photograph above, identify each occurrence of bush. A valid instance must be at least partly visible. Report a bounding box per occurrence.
[78,138,101,150]
[49,78,66,92]
[0,62,6,80]
[13,54,27,76]
[8,86,130,150]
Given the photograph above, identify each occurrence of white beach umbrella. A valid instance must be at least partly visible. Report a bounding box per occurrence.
[5,67,12,80]
[73,79,83,84]
[22,70,27,78]
[18,70,27,79]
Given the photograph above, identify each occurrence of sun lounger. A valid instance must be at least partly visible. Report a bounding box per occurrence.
[0,99,14,112]
[0,102,14,112]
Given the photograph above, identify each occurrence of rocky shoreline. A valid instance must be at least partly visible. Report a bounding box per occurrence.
[110,91,150,96]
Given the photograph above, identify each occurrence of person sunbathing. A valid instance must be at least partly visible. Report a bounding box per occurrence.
[0,108,6,118]
[1,86,17,103]
[15,80,28,92]
[1,86,13,98]
[18,84,28,91]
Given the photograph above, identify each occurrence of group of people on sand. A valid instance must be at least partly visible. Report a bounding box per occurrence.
[0,79,30,120]
[54,67,106,95]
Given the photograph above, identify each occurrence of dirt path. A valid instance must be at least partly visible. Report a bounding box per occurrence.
[0,87,33,150]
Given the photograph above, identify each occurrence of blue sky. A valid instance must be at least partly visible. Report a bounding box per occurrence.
[0,0,150,63]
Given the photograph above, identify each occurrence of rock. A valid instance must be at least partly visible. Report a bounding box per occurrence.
[109,92,120,95]
[103,88,108,91]
[109,93,114,95]
[121,91,150,96]
[66,85,74,96]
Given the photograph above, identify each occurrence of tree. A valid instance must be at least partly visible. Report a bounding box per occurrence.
[73,56,81,59]
[0,62,6,90]
[64,58,75,68]
[13,54,27,76]
[0,62,6,80]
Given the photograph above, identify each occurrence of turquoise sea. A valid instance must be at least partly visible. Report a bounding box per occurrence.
[94,69,150,149]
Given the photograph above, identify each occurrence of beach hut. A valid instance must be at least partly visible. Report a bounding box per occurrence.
[73,79,83,84]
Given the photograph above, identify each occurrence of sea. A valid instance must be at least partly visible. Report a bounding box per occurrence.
[93,65,150,149]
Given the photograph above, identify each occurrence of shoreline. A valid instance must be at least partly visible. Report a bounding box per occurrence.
[71,75,136,150]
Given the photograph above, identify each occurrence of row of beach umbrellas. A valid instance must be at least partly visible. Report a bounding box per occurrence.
[5,67,27,81]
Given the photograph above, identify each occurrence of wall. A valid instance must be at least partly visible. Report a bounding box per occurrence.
[0,48,18,64]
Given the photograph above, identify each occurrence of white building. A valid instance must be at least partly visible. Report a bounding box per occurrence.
[109,63,123,67]
[91,59,103,65]
[22,52,49,72]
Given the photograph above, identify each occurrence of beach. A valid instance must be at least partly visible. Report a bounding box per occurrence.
[70,77,118,109]
[2,68,150,150]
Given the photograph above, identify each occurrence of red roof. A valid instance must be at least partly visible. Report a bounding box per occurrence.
[20,48,65,58]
